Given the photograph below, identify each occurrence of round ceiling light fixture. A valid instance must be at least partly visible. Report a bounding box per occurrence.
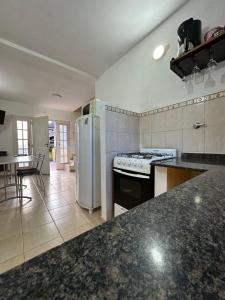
[152,45,166,60]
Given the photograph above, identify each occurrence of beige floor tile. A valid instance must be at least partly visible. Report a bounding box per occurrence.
[79,208,101,220]
[0,220,22,240]
[23,222,60,252]
[45,199,69,210]
[0,209,20,225]
[64,197,76,205]
[23,189,40,197]
[0,167,103,271]
[0,255,24,274]
[19,197,46,210]
[20,203,48,215]
[43,193,64,202]
[62,224,93,242]
[24,237,63,262]
[0,235,23,263]
[54,213,87,235]
[0,199,20,212]
[49,205,78,221]
[44,188,59,196]
[22,210,53,233]
[88,217,105,227]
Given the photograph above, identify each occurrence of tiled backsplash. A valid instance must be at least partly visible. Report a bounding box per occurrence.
[140,91,225,155]
[104,90,225,219]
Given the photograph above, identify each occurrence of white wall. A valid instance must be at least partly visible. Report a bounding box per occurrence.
[0,99,79,156]
[96,0,225,112]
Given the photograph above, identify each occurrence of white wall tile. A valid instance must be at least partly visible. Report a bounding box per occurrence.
[166,108,183,131]
[140,96,225,155]
[152,132,166,148]
[128,116,139,134]
[166,130,182,153]
[140,133,151,148]
[106,151,117,173]
[140,115,151,133]
[183,102,204,129]
[106,171,113,219]
[205,125,225,153]
[117,132,129,151]
[205,97,225,126]
[106,131,118,152]
[152,112,167,132]
[183,128,204,153]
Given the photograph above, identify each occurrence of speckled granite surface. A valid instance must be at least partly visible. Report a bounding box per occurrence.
[1,157,225,299]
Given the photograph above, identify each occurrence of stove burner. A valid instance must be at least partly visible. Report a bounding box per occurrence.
[117,152,165,159]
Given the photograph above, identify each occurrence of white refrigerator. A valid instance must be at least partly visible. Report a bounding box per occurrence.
[75,114,101,213]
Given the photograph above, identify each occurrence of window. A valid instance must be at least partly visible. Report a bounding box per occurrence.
[59,124,68,163]
[16,120,29,155]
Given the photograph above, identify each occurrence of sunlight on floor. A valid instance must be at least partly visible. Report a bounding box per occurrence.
[0,167,103,274]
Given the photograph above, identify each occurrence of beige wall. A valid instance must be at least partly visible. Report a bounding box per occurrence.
[140,94,225,156]
[0,99,79,157]
[96,0,225,112]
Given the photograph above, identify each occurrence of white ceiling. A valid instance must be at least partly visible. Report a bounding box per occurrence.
[0,43,95,111]
[0,0,188,111]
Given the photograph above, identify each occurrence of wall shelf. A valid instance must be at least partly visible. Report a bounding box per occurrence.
[170,31,225,79]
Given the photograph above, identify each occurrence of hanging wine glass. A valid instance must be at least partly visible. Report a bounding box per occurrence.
[192,65,203,84]
[207,58,217,70]
[205,71,216,88]
[182,75,187,82]
[207,47,217,70]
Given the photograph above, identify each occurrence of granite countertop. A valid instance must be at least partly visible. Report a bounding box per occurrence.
[152,157,218,171]
[1,155,225,299]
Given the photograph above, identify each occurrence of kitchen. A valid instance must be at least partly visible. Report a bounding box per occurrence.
[1,0,225,298]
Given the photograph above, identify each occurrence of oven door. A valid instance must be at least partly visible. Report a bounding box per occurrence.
[113,168,154,210]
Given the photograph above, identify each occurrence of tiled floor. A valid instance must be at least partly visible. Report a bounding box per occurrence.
[0,163,104,274]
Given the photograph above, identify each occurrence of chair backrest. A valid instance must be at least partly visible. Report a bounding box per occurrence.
[35,153,45,172]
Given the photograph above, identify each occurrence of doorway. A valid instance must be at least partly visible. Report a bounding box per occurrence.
[14,116,50,174]
[48,120,70,171]
[48,120,56,162]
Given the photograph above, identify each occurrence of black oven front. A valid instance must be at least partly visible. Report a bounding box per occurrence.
[113,167,154,210]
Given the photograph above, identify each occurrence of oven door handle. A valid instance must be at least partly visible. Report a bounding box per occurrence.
[113,168,150,179]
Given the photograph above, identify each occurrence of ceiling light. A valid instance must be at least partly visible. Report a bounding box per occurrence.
[52,93,62,98]
[152,45,165,60]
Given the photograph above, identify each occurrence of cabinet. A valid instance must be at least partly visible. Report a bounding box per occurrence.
[154,166,202,196]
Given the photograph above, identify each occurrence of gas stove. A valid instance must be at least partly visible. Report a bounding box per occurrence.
[113,148,176,174]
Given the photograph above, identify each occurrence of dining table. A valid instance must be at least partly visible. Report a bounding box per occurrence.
[0,155,37,203]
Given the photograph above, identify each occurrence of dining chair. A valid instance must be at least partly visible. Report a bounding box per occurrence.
[17,154,45,200]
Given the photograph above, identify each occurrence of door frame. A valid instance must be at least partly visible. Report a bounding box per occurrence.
[54,120,70,170]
